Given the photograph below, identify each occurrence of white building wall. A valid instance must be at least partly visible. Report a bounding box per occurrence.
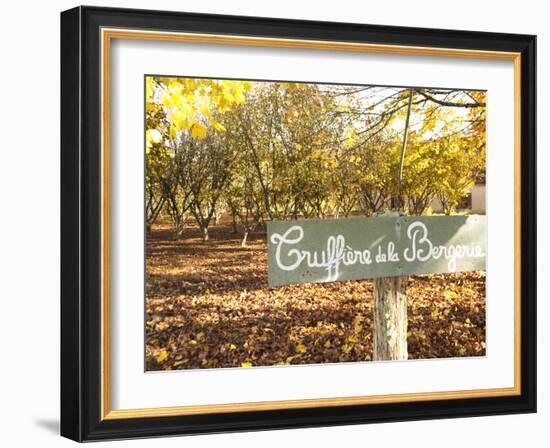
[471,184,486,214]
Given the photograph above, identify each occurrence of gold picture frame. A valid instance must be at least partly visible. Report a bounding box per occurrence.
[61,6,536,441]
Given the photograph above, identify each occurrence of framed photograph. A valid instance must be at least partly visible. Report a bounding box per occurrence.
[60,6,536,441]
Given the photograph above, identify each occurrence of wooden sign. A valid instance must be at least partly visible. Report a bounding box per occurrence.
[267,215,486,287]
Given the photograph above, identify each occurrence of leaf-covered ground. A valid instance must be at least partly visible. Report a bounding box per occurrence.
[146,221,486,371]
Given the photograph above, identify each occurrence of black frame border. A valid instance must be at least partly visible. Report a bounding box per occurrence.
[61,6,536,442]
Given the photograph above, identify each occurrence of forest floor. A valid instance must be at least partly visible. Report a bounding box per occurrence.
[145,219,486,371]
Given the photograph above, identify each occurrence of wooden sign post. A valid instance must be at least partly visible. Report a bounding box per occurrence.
[373,275,408,360]
[373,210,408,361]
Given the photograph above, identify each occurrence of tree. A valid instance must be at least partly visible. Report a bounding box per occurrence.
[180,131,236,241]
[145,171,166,232]
[224,170,264,247]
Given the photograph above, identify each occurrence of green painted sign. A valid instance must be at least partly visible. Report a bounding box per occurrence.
[267,215,486,287]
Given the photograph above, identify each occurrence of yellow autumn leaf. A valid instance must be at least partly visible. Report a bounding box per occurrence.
[443,290,459,299]
[347,336,360,343]
[169,124,178,140]
[199,103,211,116]
[211,120,226,132]
[240,362,253,368]
[162,91,185,108]
[295,343,307,354]
[191,122,208,139]
[172,108,192,130]
[228,343,237,350]
[156,349,169,363]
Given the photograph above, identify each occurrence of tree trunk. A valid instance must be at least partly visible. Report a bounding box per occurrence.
[373,275,409,361]
[231,210,238,233]
[241,230,249,247]
[201,226,209,241]
[172,216,186,239]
